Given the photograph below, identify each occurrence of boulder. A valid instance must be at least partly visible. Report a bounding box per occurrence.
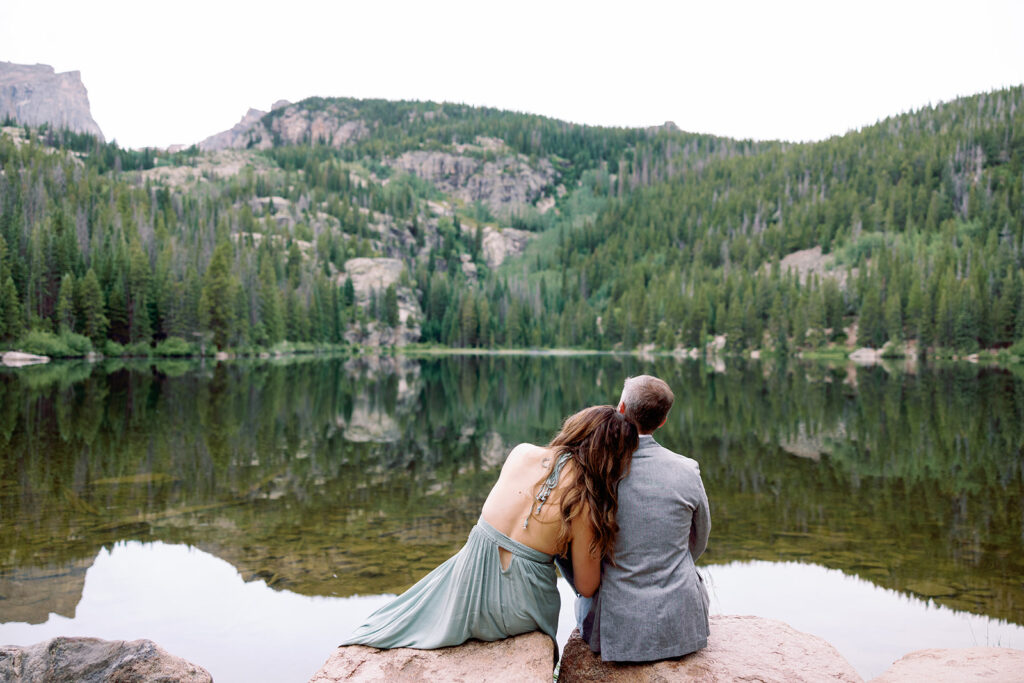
[871,647,1024,682]
[309,631,555,682]
[1,351,50,367]
[0,637,211,683]
[558,615,863,683]
[849,346,883,364]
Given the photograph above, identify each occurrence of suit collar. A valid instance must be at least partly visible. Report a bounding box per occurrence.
[635,434,658,454]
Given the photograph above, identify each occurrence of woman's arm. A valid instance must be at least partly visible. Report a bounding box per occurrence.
[569,501,601,597]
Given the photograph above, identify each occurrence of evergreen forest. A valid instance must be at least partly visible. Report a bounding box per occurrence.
[0,85,1022,358]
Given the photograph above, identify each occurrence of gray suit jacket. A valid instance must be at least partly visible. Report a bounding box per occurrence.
[582,434,711,662]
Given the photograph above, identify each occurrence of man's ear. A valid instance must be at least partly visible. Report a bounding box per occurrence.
[617,401,626,414]
[658,416,668,429]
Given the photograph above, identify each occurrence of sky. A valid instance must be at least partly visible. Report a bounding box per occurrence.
[2,0,1023,149]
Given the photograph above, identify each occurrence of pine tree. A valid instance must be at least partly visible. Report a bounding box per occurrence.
[884,291,903,342]
[56,273,75,332]
[127,241,152,343]
[0,275,22,340]
[342,277,356,309]
[383,283,399,327]
[199,242,239,349]
[78,269,108,344]
[106,286,130,344]
[259,258,284,344]
[858,284,885,348]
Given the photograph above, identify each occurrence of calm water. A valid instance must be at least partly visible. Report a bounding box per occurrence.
[1,355,1023,681]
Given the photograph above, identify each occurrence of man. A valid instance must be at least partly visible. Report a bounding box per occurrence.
[577,374,711,662]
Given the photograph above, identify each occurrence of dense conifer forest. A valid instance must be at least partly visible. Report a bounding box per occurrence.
[0,85,1021,357]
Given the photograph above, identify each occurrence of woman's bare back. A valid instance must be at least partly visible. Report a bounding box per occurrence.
[480,443,575,563]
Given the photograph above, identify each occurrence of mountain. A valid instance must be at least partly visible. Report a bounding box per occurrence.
[0,61,104,140]
[0,77,1021,358]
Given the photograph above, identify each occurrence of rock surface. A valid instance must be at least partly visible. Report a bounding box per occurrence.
[309,631,555,682]
[0,637,211,683]
[2,351,51,367]
[464,223,535,268]
[338,257,422,345]
[200,100,368,151]
[559,615,863,683]
[391,149,556,216]
[872,647,1024,682]
[199,107,268,151]
[0,62,104,140]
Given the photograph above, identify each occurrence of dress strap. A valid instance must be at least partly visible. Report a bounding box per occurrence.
[524,452,573,529]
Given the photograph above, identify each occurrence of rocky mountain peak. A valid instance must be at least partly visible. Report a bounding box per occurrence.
[0,61,104,140]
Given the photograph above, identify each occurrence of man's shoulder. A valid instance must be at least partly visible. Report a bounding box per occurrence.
[641,438,701,473]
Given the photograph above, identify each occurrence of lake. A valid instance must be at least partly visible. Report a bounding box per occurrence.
[1,354,1023,681]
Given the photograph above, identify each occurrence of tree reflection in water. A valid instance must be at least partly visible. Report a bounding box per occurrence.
[1,355,1022,628]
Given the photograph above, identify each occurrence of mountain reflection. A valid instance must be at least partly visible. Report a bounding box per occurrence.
[1,355,1022,628]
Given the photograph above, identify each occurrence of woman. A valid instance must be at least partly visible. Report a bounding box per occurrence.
[342,405,638,649]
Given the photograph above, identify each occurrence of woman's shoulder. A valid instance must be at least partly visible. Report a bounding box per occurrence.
[504,442,547,466]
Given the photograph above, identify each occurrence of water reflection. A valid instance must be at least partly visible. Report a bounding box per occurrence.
[2,542,1019,682]
[703,561,1024,680]
[1,355,1023,653]
[0,541,390,683]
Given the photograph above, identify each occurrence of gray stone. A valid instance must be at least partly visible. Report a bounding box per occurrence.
[390,149,556,216]
[871,647,1024,682]
[558,615,863,683]
[1,351,50,367]
[309,631,555,682]
[0,636,211,682]
[199,100,369,152]
[0,62,104,140]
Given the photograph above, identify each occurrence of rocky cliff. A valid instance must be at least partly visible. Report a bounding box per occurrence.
[198,101,558,217]
[199,99,367,151]
[390,144,557,216]
[0,62,104,140]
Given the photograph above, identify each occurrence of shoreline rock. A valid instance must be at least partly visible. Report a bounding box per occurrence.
[1,351,51,367]
[559,616,863,683]
[872,647,1024,682]
[0,637,211,683]
[309,631,555,683]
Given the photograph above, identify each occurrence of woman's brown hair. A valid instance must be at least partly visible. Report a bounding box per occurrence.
[536,405,638,560]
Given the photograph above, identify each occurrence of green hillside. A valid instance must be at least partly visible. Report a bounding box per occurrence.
[514,86,1024,354]
[0,87,1021,358]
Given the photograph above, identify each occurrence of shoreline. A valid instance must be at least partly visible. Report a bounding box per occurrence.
[3,344,1022,368]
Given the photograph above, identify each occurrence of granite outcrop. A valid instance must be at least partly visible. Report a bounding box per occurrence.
[309,631,555,683]
[559,615,863,683]
[0,637,211,683]
[0,62,104,140]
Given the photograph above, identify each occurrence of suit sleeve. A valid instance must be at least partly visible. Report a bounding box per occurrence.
[688,470,710,561]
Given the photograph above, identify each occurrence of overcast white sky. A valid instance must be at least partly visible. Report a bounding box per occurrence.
[2,0,1023,149]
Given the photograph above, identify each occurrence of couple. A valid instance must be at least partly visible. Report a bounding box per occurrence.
[344,375,711,663]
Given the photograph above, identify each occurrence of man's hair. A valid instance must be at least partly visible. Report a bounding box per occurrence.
[619,375,674,433]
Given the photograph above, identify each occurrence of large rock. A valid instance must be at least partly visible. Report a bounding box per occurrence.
[2,351,50,367]
[462,224,535,269]
[338,258,422,345]
[0,637,211,682]
[309,631,555,682]
[0,62,104,140]
[199,99,367,151]
[390,149,557,216]
[558,615,863,683]
[872,647,1024,682]
[199,107,269,151]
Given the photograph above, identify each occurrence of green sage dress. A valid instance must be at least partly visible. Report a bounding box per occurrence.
[342,453,572,649]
